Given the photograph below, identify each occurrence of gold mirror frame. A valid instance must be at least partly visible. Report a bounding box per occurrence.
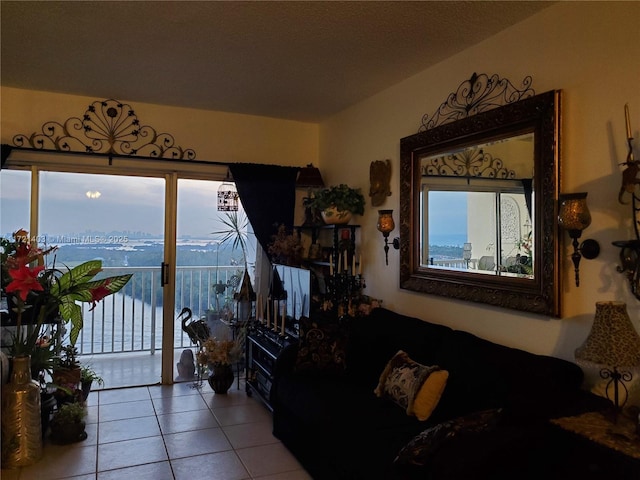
[399,89,561,316]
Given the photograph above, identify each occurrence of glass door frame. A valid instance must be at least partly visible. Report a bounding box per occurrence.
[3,150,229,385]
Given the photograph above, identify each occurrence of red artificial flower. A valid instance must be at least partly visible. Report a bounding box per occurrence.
[5,264,45,301]
[87,280,112,311]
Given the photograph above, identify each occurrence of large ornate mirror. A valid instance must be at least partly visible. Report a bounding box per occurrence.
[399,74,561,316]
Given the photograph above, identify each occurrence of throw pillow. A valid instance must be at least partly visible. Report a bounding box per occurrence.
[394,408,503,466]
[374,350,448,420]
[293,316,348,374]
[413,369,449,421]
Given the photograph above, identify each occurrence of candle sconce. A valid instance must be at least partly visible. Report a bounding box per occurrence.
[557,192,600,287]
[613,103,640,299]
[377,209,400,265]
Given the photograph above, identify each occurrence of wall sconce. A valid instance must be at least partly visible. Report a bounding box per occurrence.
[377,210,395,265]
[557,192,600,287]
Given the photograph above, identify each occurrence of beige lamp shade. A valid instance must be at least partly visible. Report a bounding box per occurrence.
[575,301,640,367]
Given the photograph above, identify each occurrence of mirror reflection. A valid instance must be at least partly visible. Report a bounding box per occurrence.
[421,132,534,278]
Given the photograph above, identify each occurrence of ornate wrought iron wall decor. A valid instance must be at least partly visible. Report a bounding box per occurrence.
[419,72,535,132]
[12,98,196,163]
[421,146,516,180]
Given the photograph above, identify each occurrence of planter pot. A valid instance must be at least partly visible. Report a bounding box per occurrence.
[52,367,81,386]
[81,380,93,402]
[41,392,57,439]
[49,420,87,445]
[207,364,234,394]
[321,207,352,225]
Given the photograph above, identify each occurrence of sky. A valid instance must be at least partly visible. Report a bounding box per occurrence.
[0,170,239,239]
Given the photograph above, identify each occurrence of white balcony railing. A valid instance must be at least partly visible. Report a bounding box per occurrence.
[74,265,241,356]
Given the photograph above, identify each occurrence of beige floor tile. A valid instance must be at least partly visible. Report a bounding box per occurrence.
[157,408,219,435]
[98,386,151,404]
[163,427,232,459]
[222,420,279,449]
[98,399,155,422]
[148,382,201,399]
[212,402,273,427]
[96,460,173,480]
[97,436,168,472]
[254,470,314,480]
[98,415,161,443]
[236,443,305,478]
[151,392,208,415]
[171,450,250,480]
[19,444,98,480]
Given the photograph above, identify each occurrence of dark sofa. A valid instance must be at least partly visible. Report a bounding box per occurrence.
[271,307,609,479]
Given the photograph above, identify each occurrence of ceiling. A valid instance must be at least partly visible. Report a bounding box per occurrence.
[1,1,553,123]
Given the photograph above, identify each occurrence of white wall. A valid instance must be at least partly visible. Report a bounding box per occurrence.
[319,1,640,366]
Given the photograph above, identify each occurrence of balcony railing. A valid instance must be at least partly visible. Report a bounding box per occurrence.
[74,265,241,356]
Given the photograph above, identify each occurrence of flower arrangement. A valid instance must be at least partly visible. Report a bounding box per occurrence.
[196,336,243,367]
[268,225,303,266]
[1,229,133,354]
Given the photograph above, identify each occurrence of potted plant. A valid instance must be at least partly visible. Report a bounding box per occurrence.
[52,344,83,406]
[80,364,104,401]
[49,401,88,444]
[308,184,366,224]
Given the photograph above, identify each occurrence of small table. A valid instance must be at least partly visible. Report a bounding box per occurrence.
[550,410,640,478]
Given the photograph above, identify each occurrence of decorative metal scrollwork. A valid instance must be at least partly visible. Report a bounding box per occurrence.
[419,72,535,131]
[421,146,515,180]
[13,99,196,161]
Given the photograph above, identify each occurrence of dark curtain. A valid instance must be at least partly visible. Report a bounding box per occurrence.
[1,144,12,169]
[229,163,299,256]
[522,178,533,222]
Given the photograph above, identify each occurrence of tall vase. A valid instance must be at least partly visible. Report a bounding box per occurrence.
[208,364,234,394]
[1,355,43,468]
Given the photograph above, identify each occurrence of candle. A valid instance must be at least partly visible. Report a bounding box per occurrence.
[358,254,362,275]
[626,103,633,140]
[338,253,342,273]
[273,300,278,330]
[352,254,356,273]
[343,253,347,271]
[281,304,286,335]
[330,254,333,275]
[266,298,270,327]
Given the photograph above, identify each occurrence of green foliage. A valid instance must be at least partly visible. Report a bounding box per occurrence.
[51,402,87,425]
[308,184,366,215]
[80,364,104,387]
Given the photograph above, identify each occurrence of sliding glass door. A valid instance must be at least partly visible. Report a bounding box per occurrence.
[38,171,167,388]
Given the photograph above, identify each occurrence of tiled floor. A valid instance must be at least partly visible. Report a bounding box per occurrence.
[1,380,311,480]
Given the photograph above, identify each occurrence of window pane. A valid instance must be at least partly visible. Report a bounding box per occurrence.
[0,169,30,237]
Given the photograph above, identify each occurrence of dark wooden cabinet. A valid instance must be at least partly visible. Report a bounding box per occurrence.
[245,328,296,411]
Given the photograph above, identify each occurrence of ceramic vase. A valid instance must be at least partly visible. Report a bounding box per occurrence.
[1,355,43,468]
[321,207,352,225]
[208,364,234,394]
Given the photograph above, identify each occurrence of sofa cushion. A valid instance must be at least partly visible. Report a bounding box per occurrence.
[394,408,503,466]
[374,350,447,421]
[346,308,453,388]
[293,316,348,375]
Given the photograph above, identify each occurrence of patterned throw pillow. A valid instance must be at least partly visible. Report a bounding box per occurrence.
[394,408,503,466]
[374,350,448,419]
[293,317,348,374]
